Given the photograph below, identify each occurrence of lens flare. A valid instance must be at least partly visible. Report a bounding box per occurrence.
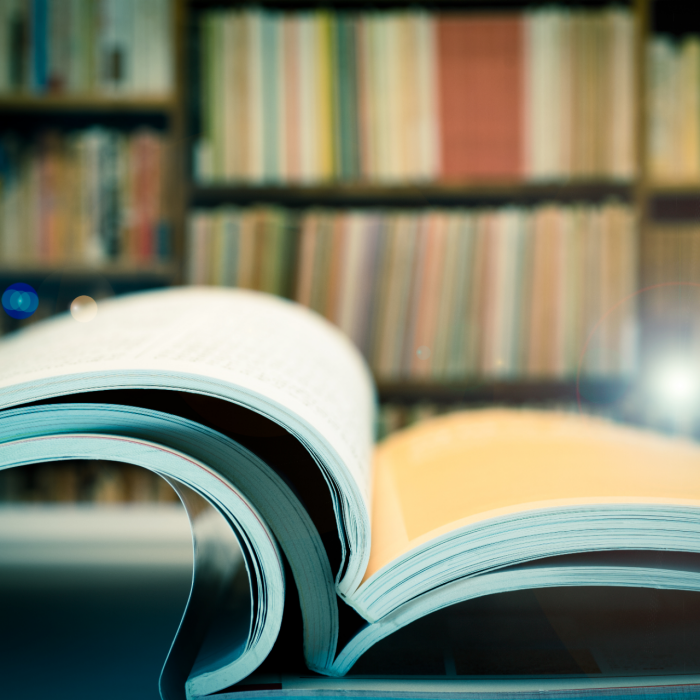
[652,362,699,406]
[70,295,98,323]
[2,283,39,320]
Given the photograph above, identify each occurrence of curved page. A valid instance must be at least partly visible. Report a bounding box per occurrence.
[0,403,339,673]
[0,432,284,699]
[333,551,700,676]
[0,287,375,595]
[159,478,252,700]
[354,410,700,619]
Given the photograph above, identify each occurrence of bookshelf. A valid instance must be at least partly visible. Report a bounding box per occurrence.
[191,181,636,207]
[180,0,700,438]
[376,378,632,404]
[0,262,178,283]
[3,0,700,440]
[0,96,177,113]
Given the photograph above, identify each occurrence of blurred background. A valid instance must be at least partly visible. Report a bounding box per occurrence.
[2,0,700,695]
[3,0,700,496]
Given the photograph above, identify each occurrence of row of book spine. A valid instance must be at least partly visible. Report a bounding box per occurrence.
[0,128,170,265]
[642,225,700,346]
[648,35,700,183]
[0,0,172,95]
[187,203,638,380]
[0,461,179,503]
[196,7,635,184]
[188,207,295,297]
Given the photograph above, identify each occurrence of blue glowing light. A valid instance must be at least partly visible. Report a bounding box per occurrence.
[2,283,39,320]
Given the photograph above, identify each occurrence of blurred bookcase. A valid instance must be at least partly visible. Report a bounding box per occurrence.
[183,0,643,406]
[0,0,186,339]
[179,0,700,419]
[3,0,700,481]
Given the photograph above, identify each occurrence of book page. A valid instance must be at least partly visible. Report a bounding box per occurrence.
[0,287,376,591]
[366,409,700,580]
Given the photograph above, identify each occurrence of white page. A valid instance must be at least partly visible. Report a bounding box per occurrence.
[0,287,376,593]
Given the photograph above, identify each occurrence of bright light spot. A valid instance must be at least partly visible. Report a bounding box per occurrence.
[653,363,699,406]
[70,295,98,323]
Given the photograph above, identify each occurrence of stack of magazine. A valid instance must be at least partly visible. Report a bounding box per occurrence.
[0,287,699,700]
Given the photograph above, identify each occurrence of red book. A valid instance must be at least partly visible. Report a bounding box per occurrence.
[437,14,524,180]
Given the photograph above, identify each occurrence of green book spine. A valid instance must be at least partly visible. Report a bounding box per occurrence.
[335,14,360,181]
[344,15,360,181]
[198,14,212,180]
[261,11,279,183]
[333,14,346,180]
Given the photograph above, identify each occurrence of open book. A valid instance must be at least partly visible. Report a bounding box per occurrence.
[1,287,700,700]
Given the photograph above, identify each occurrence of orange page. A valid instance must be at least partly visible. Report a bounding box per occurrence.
[366,409,700,581]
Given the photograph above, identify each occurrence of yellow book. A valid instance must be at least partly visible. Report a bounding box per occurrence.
[680,37,700,182]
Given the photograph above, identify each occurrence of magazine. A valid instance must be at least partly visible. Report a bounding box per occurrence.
[1,287,699,700]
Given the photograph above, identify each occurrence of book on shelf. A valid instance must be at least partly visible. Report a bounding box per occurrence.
[1,287,700,699]
[0,0,173,97]
[0,127,170,265]
[641,224,700,377]
[648,33,700,184]
[195,6,635,185]
[187,207,294,298]
[187,203,638,381]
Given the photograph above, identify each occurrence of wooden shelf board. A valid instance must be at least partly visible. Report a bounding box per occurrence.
[650,183,700,195]
[376,379,633,404]
[0,95,176,113]
[190,0,628,7]
[0,263,178,280]
[191,181,635,206]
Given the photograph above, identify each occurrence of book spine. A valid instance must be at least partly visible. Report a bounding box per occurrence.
[324,212,345,319]
[283,14,300,182]
[295,211,318,306]
[481,211,503,377]
[614,8,634,179]
[246,8,263,182]
[370,213,399,375]
[153,0,172,94]
[356,14,373,180]
[0,0,10,91]
[47,0,67,92]
[414,212,448,378]
[334,211,363,341]
[373,14,390,181]
[418,11,439,180]
[186,211,206,284]
[344,15,360,181]
[297,13,315,183]
[66,0,81,91]
[31,0,48,92]
[6,0,26,91]
[260,11,279,182]
[333,14,348,180]
[317,10,334,181]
